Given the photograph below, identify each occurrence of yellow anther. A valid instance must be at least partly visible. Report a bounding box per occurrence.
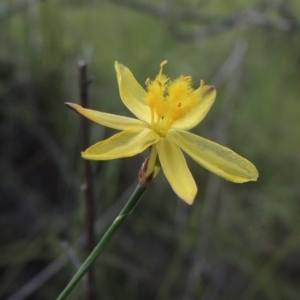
[145,61,200,136]
[156,79,162,87]
[184,76,192,82]
[200,80,205,87]
[160,60,168,67]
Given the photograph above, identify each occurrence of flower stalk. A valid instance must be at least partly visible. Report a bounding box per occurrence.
[57,181,148,300]
[62,60,259,299]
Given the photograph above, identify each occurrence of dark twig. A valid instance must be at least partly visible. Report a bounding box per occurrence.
[78,60,96,300]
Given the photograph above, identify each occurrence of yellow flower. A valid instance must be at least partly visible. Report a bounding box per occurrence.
[66,61,258,204]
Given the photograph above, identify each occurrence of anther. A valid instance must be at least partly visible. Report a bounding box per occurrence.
[160,60,168,67]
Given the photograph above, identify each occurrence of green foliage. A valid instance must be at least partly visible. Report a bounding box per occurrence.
[1,0,300,299]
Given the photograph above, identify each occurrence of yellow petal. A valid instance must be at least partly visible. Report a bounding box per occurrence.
[172,85,216,131]
[82,128,159,160]
[66,102,148,130]
[156,138,197,204]
[168,130,259,183]
[115,62,151,123]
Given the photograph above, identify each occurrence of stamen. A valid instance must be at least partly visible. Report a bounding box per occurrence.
[145,61,199,137]
[158,60,168,78]
[160,60,168,68]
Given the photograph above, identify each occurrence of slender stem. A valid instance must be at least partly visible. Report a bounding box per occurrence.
[57,183,147,300]
[78,60,96,300]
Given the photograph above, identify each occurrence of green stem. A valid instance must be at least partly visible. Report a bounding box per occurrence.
[57,183,147,300]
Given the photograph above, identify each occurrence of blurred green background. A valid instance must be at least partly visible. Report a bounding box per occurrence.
[1,0,300,299]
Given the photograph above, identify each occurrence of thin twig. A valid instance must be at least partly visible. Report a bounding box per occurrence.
[6,257,67,300]
[57,183,148,300]
[78,60,96,300]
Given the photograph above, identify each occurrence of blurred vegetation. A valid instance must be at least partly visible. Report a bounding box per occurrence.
[1,0,300,299]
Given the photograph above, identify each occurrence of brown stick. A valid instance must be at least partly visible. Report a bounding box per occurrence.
[78,60,96,300]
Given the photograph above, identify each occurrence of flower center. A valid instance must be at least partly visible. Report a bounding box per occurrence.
[145,61,199,137]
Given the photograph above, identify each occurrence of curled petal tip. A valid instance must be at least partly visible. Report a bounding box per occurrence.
[251,171,259,182]
[65,102,79,114]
